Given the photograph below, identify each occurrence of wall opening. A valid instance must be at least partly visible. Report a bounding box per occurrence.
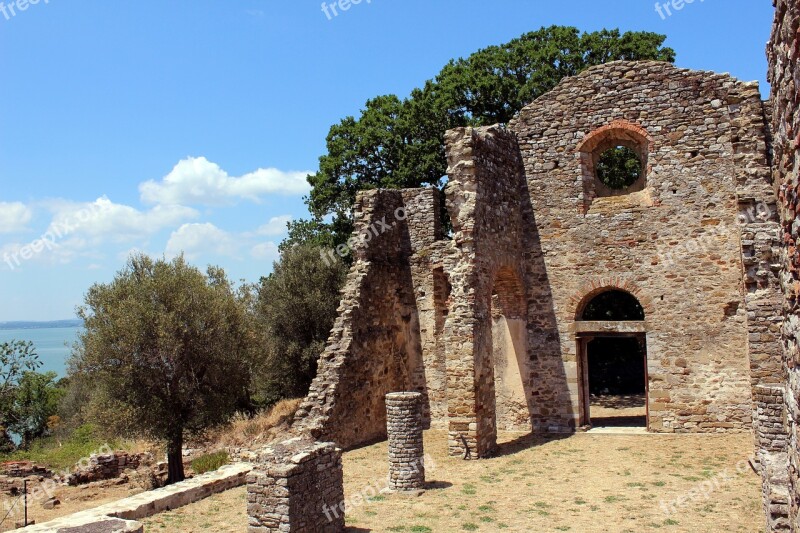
[577,121,652,211]
[581,290,645,321]
[490,267,528,431]
[576,289,648,429]
[585,336,647,428]
[596,146,643,190]
[429,267,451,426]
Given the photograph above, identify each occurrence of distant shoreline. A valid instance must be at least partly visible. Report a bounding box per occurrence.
[0,320,83,331]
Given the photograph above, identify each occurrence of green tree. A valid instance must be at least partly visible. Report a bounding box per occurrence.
[8,371,65,448]
[252,245,347,405]
[0,340,41,451]
[296,26,675,247]
[73,254,252,484]
[596,146,643,189]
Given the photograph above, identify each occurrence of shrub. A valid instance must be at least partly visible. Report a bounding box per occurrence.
[191,451,229,475]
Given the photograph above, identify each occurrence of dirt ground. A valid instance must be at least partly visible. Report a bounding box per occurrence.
[0,482,140,531]
[140,429,762,533]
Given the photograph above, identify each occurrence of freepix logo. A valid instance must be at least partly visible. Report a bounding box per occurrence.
[0,0,50,22]
[321,0,372,21]
[655,0,705,20]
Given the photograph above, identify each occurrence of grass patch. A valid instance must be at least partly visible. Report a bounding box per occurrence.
[462,524,478,531]
[191,451,229,474]
[0,424,124,471]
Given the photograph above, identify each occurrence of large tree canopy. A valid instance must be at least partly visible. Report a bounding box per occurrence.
[73,254,252,484]
[252,245,347,404]
[291,26,675,249]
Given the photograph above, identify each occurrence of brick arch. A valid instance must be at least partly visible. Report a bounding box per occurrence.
[569,277,654,320]
[576,120,654,210]
[576,119,654,154]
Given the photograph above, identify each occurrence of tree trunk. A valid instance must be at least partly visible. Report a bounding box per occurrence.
[166,431,185,485]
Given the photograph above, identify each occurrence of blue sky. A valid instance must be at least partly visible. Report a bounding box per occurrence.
[0,0,775,321]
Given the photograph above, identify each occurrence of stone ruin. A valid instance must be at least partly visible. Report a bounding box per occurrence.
[292,58,782,462]
[246,2,800,532]
[64,451,153,486]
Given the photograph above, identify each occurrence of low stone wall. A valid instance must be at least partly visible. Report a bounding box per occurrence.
[66,451,152,486]
[753,386,791,531]
[20,463,252,532]
[0,462,54,498]
[1,462,52,478]
[247,437,344,532]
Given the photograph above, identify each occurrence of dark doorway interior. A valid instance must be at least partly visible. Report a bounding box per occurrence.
[587,336,647,427]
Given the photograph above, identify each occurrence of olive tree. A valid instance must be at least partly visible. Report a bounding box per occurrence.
[74,254,251,484]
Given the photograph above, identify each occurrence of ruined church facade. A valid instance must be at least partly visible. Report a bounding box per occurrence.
[292,59,784,461]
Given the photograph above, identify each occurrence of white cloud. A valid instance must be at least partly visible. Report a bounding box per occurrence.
[165,223,239,261]
[250,241,280,263]
[139,157,311,206]
[0,197,198,269]
[46,196,197,243]
[256,215,292,236]
[0,202,33,233]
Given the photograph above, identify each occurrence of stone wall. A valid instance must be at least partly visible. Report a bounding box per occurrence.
[295,61,781,458]
[66,452,152,486]
[510,60,779,433]
[756,386,791,532]
[292,189,434,448]
[443,125,529,457]
[246,438,344,533]
[768,0,800,529]
[21,463,251,532]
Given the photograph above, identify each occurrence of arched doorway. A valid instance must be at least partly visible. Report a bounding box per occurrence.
[576,289,648,429]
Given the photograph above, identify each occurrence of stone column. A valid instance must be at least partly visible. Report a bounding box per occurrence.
[385,392,426,492]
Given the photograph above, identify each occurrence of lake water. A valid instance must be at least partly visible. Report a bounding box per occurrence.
[0,327,81,378]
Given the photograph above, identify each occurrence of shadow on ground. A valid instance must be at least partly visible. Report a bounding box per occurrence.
[495,432,573,457]
[590,394,646,409]
[591,415,647,427]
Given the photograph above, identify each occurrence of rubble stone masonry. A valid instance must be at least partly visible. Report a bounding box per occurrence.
[385,392,426,491]
[246,438,344,533]
[768,0,800,529]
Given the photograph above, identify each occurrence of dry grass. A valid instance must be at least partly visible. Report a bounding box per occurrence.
[143,429,762,533]
[201,398,302,451]
[141,486,248,532]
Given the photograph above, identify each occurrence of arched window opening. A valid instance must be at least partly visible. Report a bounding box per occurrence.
[596,146,643,190]
[577,121,652,210]
[580,290,645,321]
